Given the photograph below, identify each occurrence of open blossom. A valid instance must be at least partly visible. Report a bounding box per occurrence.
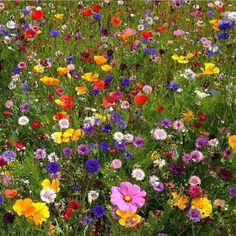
[151,128,167,140]
[18,116,29,125]
[40,189,56,203]
[131,168,145,181]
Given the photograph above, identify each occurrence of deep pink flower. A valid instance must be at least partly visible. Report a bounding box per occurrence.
[110,181,146,211]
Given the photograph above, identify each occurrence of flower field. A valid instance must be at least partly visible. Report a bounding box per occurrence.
[0,0,236,235]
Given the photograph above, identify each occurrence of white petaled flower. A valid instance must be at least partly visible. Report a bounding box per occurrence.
[113,132,124,142]
[153,159,166,168]
[131,168,145,181]
[120,101,130,109]
[59,118,70,129]
[208,138,219,147]
[151,128,167,140]
[40,189,56,203]
[123,133,134,143]
[18,116,29,126]
[48,152,59,162]
[88,190,99,204]
[149,175,159,186]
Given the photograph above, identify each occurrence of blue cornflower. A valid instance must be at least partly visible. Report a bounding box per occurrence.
[66,56,74,62]
[114,141,126,151]
[92,205,106,218]
[144,48,158,55]
[2,150,16,162]
[71,184,81,191]
[168,82,180,91]
[117,119,127,130]
[105,75,113,83]
[22,8,30,14]
[50,29,60,38]
[85,159,100,173]
[92,89,99,96]
[102,124,112,133]
[161,118,172,128]
[0,195,4,205]
[47,162,61,174]
[12,66,21,75]
[120,78,131,87]
[217,32,229,40]
[21,82,30,92]
[218,19,234,31]
[63,147,73,157]
[123,151,134,160]
[93,12,102,21]
[99,141,110,151]
[111,112,122,123]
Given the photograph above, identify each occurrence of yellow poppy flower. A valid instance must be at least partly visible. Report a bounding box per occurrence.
[229,135,236,150]
[40,76,59,86]
[172,53,194,64]
[42,179,60,193]
[34,65,44,73]
[101,64,112,72]
[27,202,50,225]
[203,63,220,75]
[82,72,99,82]
[71,129,84,141]
[54,14,64,19]
[75,86,88,95]
[13,198,35,217]
[209,19,221,31]
[93,55,107,65]
[191,197,212,218]
[116,209,141,228]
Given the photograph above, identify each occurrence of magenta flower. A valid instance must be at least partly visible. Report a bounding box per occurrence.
[110,181,146,211]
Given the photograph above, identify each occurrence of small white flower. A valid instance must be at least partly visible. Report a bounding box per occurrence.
[149,175,159,186]
[59,118,70,129]
[208,138,219,147]
[123,133,134,143]
[131,168,145,181]
[151,128,167,140]
[40,189,56,203]
[88,190,99,204]
[48,152,59,162]
[153,159,166,168]
[18,116,29,126]
[113,132,124,142]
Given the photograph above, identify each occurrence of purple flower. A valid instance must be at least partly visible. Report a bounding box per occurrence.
[20,103,30,112]
[2,150,16,162]
[168,82,180,91]
[50,29,60,38]
[161,118,172,128]
[133,137,144,148]
[182,153,191,164]
[169,163,185,176]
[77,144,91,156]
[92,205,106,218]
[188,208,202,223]
[218,19,234,31]
[114,141,126,151]
[195,136,209,148]
[219,167,233,181]
[153,182,165,192]
[34,148,47,160]
[63,147,72,157]
[85,159,100,173]
[228,187,236,198]
[47,162,61,174]
[190,150,204,163]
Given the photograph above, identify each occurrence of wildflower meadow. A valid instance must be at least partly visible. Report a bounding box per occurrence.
[0,0,236,235]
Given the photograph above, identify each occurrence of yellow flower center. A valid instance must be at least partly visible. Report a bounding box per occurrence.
[124,195,132,202]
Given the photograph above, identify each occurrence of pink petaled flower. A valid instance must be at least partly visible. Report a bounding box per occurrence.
[111,159,122,169]
[189,176,201,186]
[17,61,27,69]
[110,181,146,211]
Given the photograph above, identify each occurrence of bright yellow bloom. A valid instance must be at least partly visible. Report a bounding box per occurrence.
[75,86,88,95]
[40,76,59,86]
[182,109,194,122]
[82,72,99,82]
[71,129,84,141]
[150,151,161,161]
[191,197,212,218]
[42,179,60,193]
[54,14,64,19]
[170,192,189,210]
[93,55,107,65]
[229,135,236,150]
[57,67,69,76]
[13,198,35,217]
[116,209,141,228]
[101,64,112,72]
[27,202,50,225]
[209,19,221,31]
[34,65,44,73]
[172,53,194,64]
[203,63,220,75]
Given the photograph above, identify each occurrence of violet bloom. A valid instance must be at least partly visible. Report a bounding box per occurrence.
[133,137,144,148]
[228,187,236,198]
[182,153,191,164]
[169,163,185,176]
[161,118,172,128]
[110,181,146,211]
[77,144,91,156]
[190,150,204,163]
[195,136,209,148]
[188,208,202,223]
[153,182,165,192]
[34,148,47,160]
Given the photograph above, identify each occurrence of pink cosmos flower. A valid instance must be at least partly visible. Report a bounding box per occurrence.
[110,181,146,211]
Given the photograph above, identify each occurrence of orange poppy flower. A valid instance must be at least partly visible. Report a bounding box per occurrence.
[111,17,122,26]
[53,111,70,121]
[93,80,105,90]
[157,25,169,33]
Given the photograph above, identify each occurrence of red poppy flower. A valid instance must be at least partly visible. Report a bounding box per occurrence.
[109,147,116,154]
[92,5,102,12]
[60,95,74,109]
[32,121,41,129]
[3,110,12,116]
[130,90,138,95]
[157,25,168,33]
[0,157,6,167]
[134,94,149,105]
[24,29,37,39]
[103,96,115,107]
[32,10,44,21]
[136,83,143,90]
[16,142,25,150]
[68,200,81,210]
[193,122,202,128]
[93,80,105,90]
[198,113,208,121]
[64,208,73,221]
[156,106,164,112]
[111,17,122,26]
[82,9,92,17]
[142,31,153,38]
